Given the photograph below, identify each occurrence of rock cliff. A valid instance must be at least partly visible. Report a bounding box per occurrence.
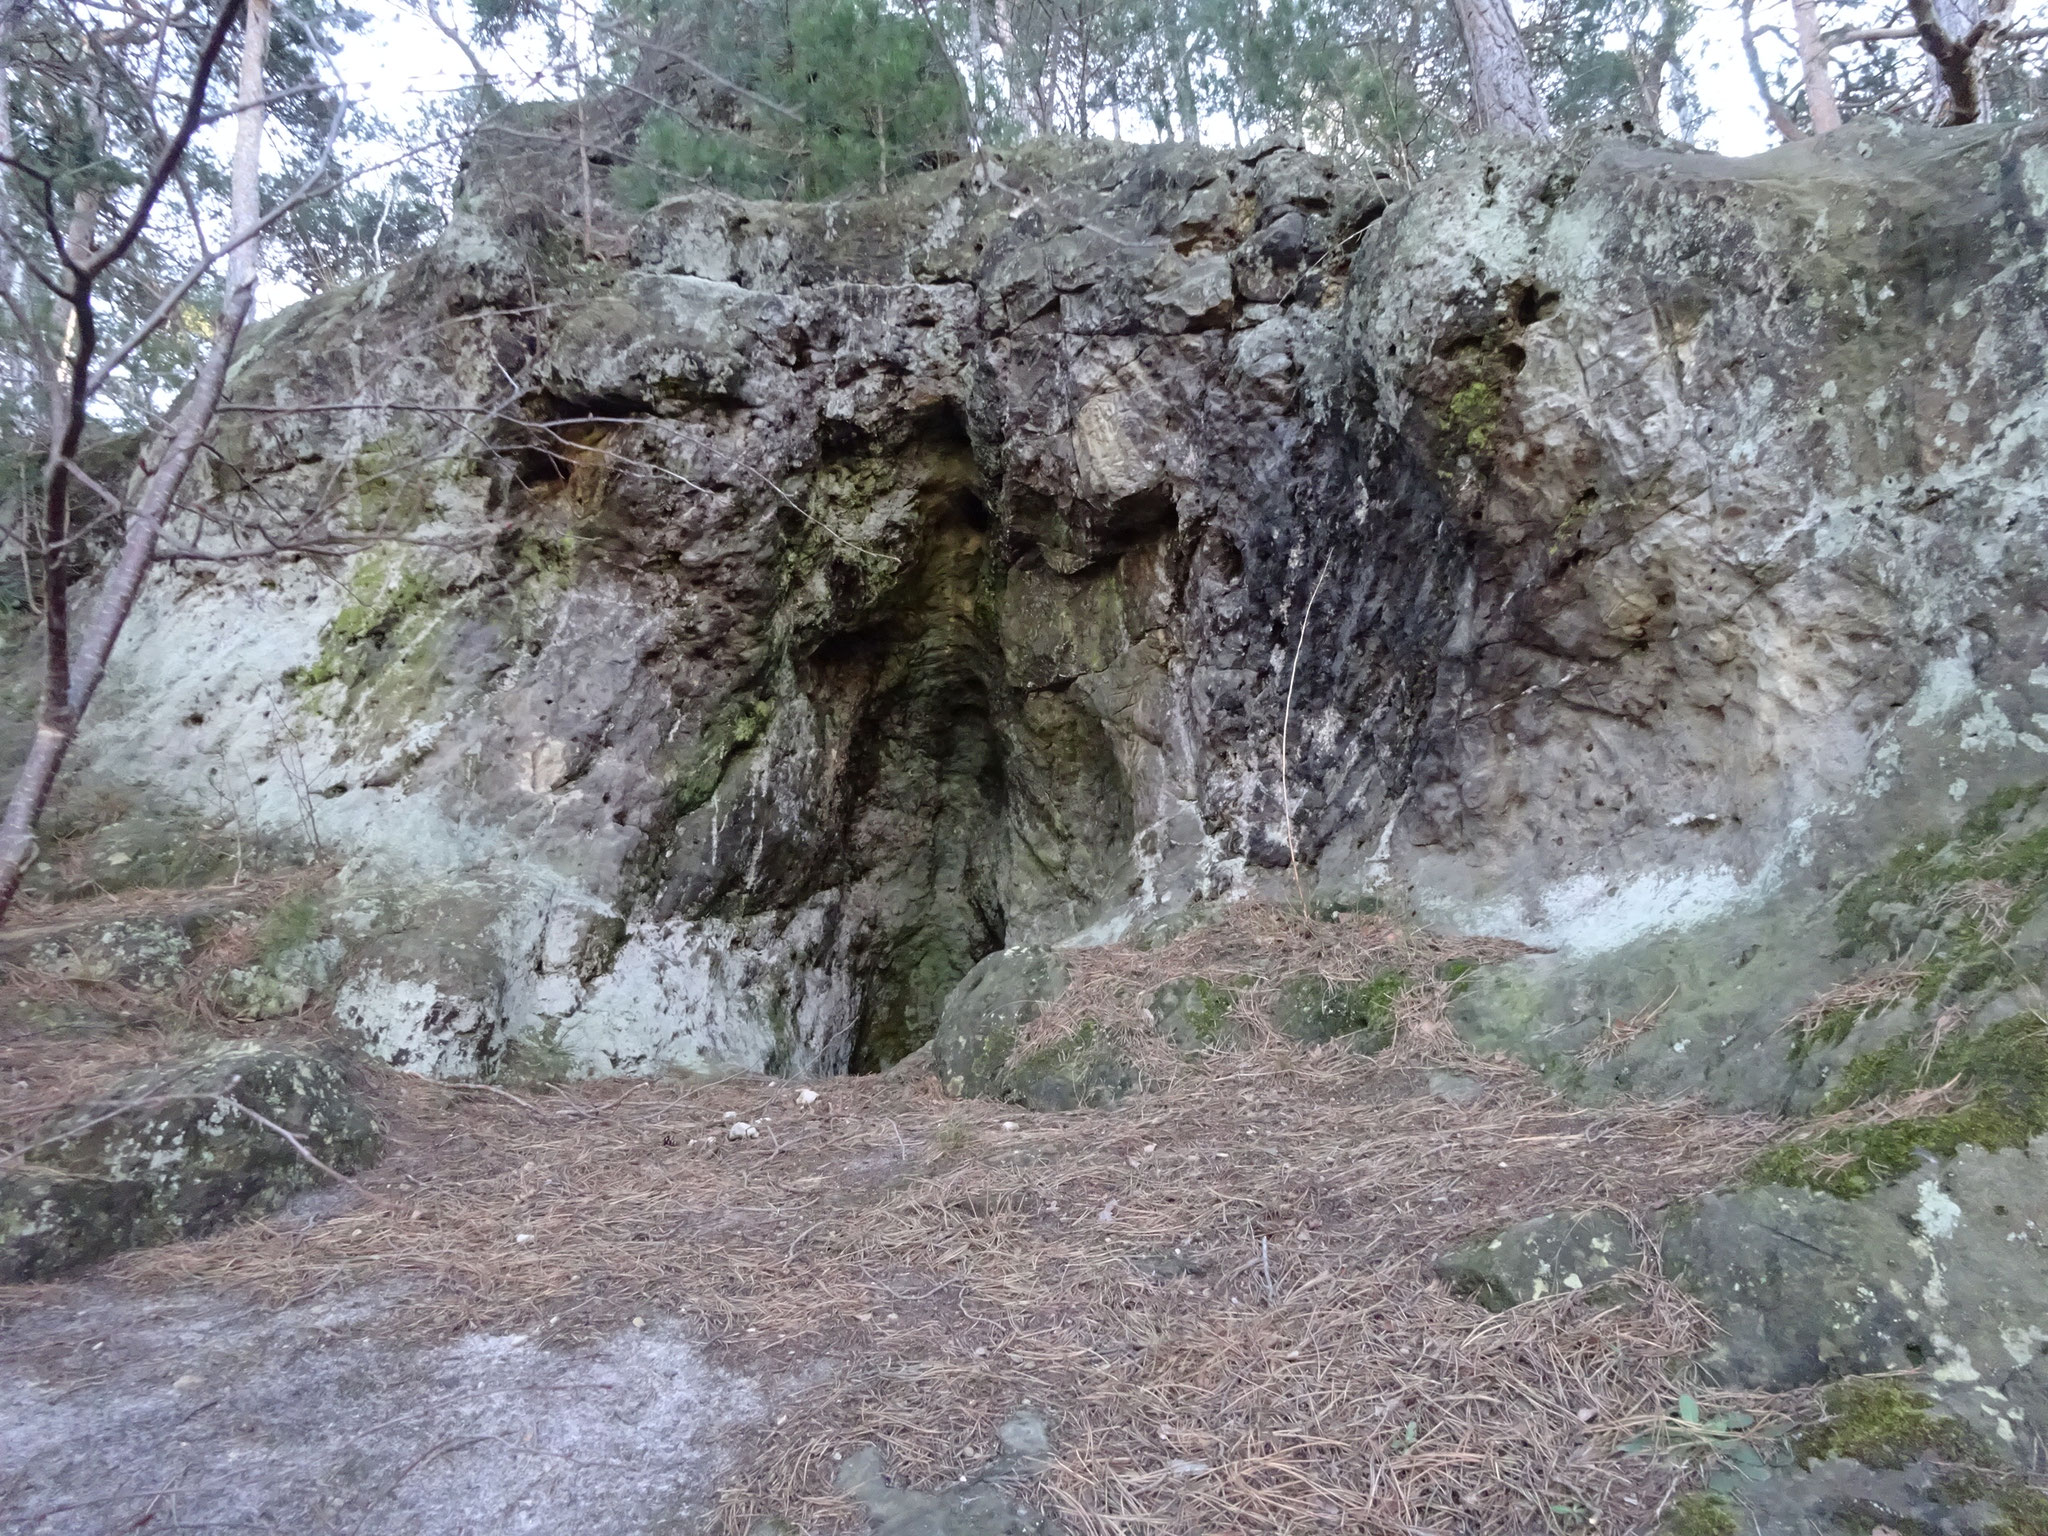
[22,116,2048,1083]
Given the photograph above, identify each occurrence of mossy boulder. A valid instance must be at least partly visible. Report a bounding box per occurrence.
[20,814,256,900]
[211,897,341,1021]
[931,947,1137,1111]
[1444,1133,2048,1457]
[1145,976,1242,1049]
[1003,1018,1141,1112]
[1721,1379,2048,1536]
[932,947,1071,1103]
[1272,972,1403,1051]
[0,909,213,992]
[1,1042,382,1281]
[0,1171,154,1280]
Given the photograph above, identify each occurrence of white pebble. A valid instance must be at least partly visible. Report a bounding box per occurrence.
[1000,1121,1019,1132]
[631,1316,645,1328]
[796,1088,820,1106]
[727,1121,760,1140]
[722,1110,738,1121]
[514,1233,533,1244]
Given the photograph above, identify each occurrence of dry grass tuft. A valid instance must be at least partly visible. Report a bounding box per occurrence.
[1580,988,1680,1066]
[1931,879,2022,942]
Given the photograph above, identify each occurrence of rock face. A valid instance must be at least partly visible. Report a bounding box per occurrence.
[1437,1133,2048,1457]
[1,1042,382,1280]
[37,117,2048,1079]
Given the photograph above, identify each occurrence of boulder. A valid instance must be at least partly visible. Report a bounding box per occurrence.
[0,909,214,992]
[1435,1134,2048,1457]
[932,947,1139,1111]
[1,1042,382,1281]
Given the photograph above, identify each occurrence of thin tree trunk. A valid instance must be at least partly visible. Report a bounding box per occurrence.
[1909,0,2001,124]
[1789,0,1844,132]
[966,0,983,139]
[1172,23,1199,143]
[1742,0,1809,139]
[0,0,273,922]
[1449,0,1551,139]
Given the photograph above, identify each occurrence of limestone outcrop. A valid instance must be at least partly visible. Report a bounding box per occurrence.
[17,117,2048,1085]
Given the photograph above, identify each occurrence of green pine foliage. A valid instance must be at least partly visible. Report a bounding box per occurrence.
[616,0,967,205]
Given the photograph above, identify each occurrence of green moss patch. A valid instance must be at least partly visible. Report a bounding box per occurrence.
[668,693,777,818]
[1008,1018,1138,1110]
[1755,782,2048,1197]
[286,556,447,695]
[1936,1470,2048,1536]
[1442,378,1502,455]
[1836,782,2048,961]
[1794,1379,1986,1470]
[1273,970,1406,1051]
[1752,1007,2048,1199]
[1661,1490,1737,1536]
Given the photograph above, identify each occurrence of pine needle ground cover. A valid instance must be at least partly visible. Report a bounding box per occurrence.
[1,905,1799,1536]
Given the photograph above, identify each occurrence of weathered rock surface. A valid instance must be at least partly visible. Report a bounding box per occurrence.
[1438,1133,2048,1460]
[1,1042,381,1279]
[18,116,2048,1079]
[0,1287,757,1535]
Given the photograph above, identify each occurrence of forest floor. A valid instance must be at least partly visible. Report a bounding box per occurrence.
[1,983,1815,1534]
[0,885,1827,1535]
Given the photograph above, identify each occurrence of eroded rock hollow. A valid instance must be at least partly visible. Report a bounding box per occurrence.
[35,117,2048,1082]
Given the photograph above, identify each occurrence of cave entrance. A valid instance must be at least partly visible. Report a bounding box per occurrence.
[791,429,1009,1074]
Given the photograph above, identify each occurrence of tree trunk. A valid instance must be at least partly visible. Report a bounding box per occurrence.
[0,0,273,923]
[1172,28,1199,144]
[1789,0,1844,132]
[1910,0,1993,124]
[966,0,983,139]
[1449,0,1551,140]
[1741,0,1808,140]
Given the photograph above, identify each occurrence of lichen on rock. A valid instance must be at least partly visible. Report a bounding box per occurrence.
[1,1042,381,1281]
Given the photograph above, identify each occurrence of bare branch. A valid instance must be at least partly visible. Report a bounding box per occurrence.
[1742,0,1811,141]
